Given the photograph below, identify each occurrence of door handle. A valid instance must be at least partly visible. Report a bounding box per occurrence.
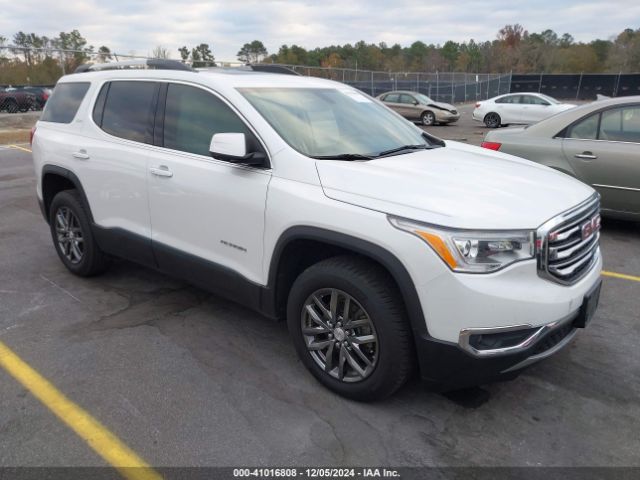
[574,152,597,160]
[72,150,90,160]
[149,166,173,177]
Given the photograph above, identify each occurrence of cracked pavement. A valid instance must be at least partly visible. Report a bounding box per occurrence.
[1,146,639,468]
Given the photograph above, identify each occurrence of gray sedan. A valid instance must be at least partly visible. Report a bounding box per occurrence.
[483,96,640,220]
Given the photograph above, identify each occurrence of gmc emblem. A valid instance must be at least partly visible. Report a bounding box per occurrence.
[581,214,601,240]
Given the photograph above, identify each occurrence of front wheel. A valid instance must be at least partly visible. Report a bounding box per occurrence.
[287,256,413,401]
[484,112,501,128]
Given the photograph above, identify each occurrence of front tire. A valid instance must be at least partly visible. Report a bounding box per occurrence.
[49,190,109,277]
[287,256,413,401]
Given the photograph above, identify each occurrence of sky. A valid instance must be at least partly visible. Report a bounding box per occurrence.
[1,0,639,61]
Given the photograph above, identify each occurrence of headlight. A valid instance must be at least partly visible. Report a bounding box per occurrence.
[389,217,535,273]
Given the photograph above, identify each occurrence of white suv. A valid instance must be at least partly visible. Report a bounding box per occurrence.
[32,60,602,400]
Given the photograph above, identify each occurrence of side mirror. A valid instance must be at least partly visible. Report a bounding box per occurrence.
[209,133,266,166]
[413,100,419,105]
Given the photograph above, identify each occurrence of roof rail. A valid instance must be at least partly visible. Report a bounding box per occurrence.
[74,59,194,73]
[249,64,301,76]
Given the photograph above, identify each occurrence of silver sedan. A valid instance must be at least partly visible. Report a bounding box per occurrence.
[482,96,640,220]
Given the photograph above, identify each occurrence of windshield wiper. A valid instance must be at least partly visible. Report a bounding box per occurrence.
[311,153,373,161]
[375,144,432,158]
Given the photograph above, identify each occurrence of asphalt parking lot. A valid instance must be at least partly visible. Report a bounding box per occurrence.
[1,140,639,473]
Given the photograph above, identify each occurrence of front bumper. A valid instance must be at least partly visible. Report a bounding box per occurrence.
[436,111,460,123]
[416,304,588,391]
[411,250,602,390]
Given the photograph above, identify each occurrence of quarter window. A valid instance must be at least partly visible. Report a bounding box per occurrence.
[163,83,252,156]
[41,82,90,123]
[566,113,599,140]
[100,81,158,143]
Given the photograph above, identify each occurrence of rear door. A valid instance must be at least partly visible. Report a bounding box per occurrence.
[82,80,159,266]
[381,93,403,116]
[495,95,523,124]
[561,104,640,215]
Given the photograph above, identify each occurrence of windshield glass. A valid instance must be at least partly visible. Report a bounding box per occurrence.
[415,93,435,104]
[239,87,432,158]
[539,93,560,104]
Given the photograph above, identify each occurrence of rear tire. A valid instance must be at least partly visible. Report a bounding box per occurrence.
[484,112,501,128]
[287,255,413,401]
[421,111,436,126]
[49,190,109,277]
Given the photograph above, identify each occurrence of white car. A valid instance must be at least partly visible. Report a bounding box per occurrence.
[473,92,576,128]
[32,60,602,400]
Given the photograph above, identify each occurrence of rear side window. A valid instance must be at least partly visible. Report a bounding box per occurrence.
[163,83,252,156]
[99,81,158,143]
[384,93,400,103]
[599,106,640,143]
[40,83,90,123]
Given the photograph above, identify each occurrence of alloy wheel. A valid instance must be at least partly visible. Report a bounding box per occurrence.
[301,288,378,383]
[485,113,500,128]
[55,207,84,264]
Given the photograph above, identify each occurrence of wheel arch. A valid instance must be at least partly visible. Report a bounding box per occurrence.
[41,165,93,224]
[264,226,429,340]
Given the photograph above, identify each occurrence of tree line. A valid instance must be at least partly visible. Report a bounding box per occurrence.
[1,25,639,86]
[267,25,640,74]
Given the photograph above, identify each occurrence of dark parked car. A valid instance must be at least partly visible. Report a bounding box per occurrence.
[0,88,36,113]
[21,86,52,109]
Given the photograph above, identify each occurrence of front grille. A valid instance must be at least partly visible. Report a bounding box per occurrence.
[537,194,600,285]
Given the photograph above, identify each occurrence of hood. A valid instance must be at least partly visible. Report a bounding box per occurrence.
[426,101,456,111]
[316,141,594,230]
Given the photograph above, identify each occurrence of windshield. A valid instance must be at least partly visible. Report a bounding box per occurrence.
[538,93,560,104]
[415,93,435,104]
[239,87,433,158]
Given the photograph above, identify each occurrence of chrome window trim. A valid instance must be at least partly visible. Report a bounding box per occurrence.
[593,184,640,192]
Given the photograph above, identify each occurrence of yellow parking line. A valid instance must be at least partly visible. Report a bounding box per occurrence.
[7,144,32,153]
[0,341,162,480]
[602,271,640,282]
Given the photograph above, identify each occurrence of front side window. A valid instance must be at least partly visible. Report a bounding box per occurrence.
[100,81,158,143]
[240,87,434,158]
[522,95,549,106]
[400,94,416,105]
[41,82,90,123]
[599,106,640,143]
[163,83,252,156]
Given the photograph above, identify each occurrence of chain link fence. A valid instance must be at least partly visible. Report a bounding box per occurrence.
[272,65,512,103]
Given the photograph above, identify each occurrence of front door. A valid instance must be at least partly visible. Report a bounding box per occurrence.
[147,82,272,290]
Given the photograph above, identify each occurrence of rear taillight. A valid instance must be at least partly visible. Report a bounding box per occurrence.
[43,92,49,100]
[475,103,481,108]
[30,126,36,146]
[481,141,501,151]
